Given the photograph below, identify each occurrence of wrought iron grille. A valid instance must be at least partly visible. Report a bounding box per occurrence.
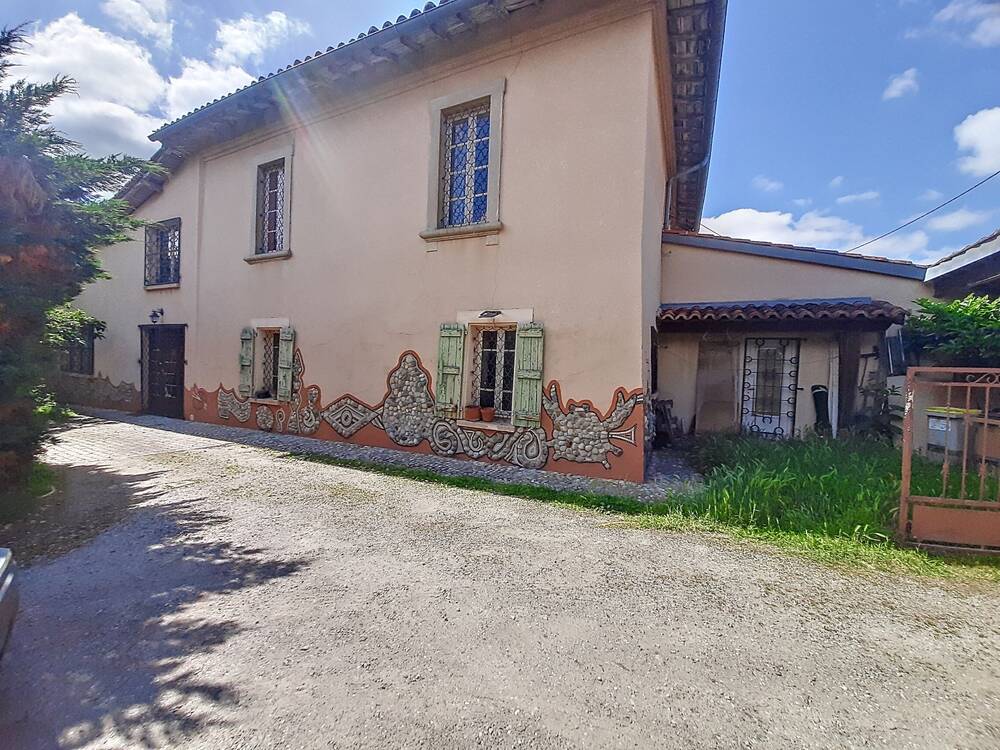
[62,325,95,375]
[440,101,490,228]
[472,327,515,417]
[256,159,285,255]
[144,218,181,286]
[260,330,279,398]
[740,338,800,439]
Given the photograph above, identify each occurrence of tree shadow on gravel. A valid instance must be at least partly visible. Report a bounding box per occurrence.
[1,463,163,565]
[0,466,309,749]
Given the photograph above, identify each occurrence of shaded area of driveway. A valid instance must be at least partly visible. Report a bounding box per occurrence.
[0,458,307,748]
[1,414,999,748]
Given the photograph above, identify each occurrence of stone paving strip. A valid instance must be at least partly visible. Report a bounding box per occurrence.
[66,409,700,500]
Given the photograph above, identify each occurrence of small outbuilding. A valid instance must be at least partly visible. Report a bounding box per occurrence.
[655,231,930,437]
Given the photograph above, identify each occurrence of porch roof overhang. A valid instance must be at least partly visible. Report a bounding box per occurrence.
[658,297,907,333]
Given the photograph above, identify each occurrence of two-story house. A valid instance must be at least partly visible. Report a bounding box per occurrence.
[60,0,728,482]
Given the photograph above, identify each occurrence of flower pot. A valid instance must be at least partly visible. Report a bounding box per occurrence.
[464,405,481,421]
[480,406,496,423]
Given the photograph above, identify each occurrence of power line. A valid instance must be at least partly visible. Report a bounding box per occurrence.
[846,168,1000,254]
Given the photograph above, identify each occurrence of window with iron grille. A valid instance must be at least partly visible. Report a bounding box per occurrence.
[472,326,516,418]
[255,159,286,255]
[62,324,96,376]
[256,329,280,398]
[144,218,181,286]
[440,101,491,228]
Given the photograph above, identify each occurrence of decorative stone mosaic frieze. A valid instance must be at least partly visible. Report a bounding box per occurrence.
[197,349,642,477]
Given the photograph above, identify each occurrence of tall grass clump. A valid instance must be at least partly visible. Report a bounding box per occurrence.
[668,435,956,543]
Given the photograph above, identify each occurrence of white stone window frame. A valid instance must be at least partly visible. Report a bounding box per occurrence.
[456,308,531,431]
[245,143,294,264]
[421,80,506,243]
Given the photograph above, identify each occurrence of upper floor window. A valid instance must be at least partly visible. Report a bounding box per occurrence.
[422,80,505,241]
[255,158,286,256]
[62,324,96,376]
[144,218,181,287]
[441,101,491,228]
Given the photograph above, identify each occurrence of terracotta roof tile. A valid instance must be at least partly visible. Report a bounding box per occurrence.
[927,227,1000,268]
[152,0,461,136]
[658,297,908,325]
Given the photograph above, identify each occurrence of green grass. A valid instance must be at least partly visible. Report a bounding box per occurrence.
[0,462,58,525]
[286,448,1000,583]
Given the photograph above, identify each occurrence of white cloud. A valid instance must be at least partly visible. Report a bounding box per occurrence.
[919,188,944,201]
[934,0,1000,46]
[829,175,845,189]
[17,13,165,111]
[926,207,993,231]
[792,197,813,207]
[47,97,162,156]
[955,106,1000,176]
[702,208,937,262]
[16,13,165,155]
[865,231,934,261]
[836,190,880,204]
[165,59,254,120]
[751,174,783,192]
[882,67,919,100]
[214,12,310,66]
[101,0,173,49]
[14,11,308,156]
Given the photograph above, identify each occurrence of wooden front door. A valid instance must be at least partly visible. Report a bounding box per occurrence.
[143,326,185,418]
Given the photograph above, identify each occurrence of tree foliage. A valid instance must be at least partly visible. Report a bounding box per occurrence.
[905,294,1000,367]
[0,25,155,487]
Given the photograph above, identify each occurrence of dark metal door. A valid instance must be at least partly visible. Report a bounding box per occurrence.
[143,326,185,418]
[741,338,800,438]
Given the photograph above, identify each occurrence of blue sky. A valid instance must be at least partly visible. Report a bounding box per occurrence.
[6,0,1000,263]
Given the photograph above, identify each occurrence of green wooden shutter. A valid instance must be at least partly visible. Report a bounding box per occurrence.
[435,323,466,419]
[277,327,295,402]
[239,327,255,397]
[512,323,544,428]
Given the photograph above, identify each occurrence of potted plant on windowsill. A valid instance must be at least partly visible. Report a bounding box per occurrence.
[464,404,481,421]
[480,406,496,423]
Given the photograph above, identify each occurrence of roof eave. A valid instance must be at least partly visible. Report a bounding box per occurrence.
[665,0,728,232]
[662,231,928,280]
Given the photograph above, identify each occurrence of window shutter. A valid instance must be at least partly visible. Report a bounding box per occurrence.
[435,323,466,419]
[277,327,295,402]
[239,327,254,398]
[512,323,544,428]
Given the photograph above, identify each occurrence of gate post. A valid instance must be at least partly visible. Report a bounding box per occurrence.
[897,367,915,542]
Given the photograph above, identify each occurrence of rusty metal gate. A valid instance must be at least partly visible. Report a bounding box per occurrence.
[899,367,1000,553]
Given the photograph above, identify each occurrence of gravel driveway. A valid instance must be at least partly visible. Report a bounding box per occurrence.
[1,417,998,748]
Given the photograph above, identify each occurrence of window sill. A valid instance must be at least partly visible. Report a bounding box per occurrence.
[420,221,502,243]
[456,418,516,434]
[60,372,95,379]
[145,282,180,291]
[244,250,292,264]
